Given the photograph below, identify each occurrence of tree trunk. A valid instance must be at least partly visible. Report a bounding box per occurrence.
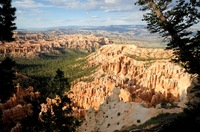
[148,0,200,75]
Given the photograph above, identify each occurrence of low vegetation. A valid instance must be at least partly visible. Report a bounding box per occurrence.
[0,51,85,131]
[10,48,98,89]
[125,53,167,61]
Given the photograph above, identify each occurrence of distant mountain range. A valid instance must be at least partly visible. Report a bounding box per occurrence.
[15,25,198,48]
[17,24,199,33]
[16,25,165,47]
[17,25,146,32]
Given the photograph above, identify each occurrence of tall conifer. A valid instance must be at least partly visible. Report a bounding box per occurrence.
[135,0,200,131]
[0,0,16,42]
[135,0,200,75]
[0,57,16,102]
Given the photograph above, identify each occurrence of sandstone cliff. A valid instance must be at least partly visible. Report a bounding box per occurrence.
[68,44,193,131]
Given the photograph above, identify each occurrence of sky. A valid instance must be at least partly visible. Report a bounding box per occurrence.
[12,0,200,29]
[12,0,146,29]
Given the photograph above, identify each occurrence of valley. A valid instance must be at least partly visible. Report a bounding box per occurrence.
[0,26,197,132]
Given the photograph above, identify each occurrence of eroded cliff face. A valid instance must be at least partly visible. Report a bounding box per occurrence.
[68,44,193,131]
[0,33,112,57]
[0,43,194,132]
[70,44,190,109]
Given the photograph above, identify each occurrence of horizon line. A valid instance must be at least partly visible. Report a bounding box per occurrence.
[16,24,147,30]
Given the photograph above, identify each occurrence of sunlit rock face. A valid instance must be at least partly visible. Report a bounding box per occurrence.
[70,44,191,110]
[0,33,112,57]
[68,44,193,131]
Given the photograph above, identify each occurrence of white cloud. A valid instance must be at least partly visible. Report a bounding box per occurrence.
[16,8,44,17]
[13,0,52,8]
[91,16,98,18]
[45,0,136,12]
[13,0,145,28]
[105,0,117,4]
[13,0,138,13]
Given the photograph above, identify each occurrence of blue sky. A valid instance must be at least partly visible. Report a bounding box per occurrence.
[12,0,200,29]
[12,0,146,29]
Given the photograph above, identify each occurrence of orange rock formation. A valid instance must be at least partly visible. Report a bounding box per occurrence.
[0,42,195,131]
[0,33,112,57]
[68,44,193,131]
[69,45,191,110]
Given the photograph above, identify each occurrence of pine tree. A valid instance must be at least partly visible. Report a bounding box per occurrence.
[0,0,17,42]
[40,96,81,132]
[21,70,81,131]
[0,57,16,102]
[47,69,69,98]
[135,0,200,131]
[135,0,200,75]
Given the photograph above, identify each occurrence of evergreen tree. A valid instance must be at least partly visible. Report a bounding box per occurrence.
[0,0,17,42]
[16,97,42,132]
[135,0,200,75]
[40,96,81,132]
[47,69,69,98]
[21,70,81,132]
[0,57,16,102]
[135,0,200,131]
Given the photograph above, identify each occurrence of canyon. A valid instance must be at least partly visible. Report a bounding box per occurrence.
[69,44,194,131]
[0,32,196,132]
[0,32,112,57]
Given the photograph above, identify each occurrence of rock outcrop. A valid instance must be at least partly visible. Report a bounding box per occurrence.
[70,44,191,110]
[68,44,193,131]
[0,33,112,57]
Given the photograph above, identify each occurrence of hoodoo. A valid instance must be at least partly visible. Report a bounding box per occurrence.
[69,44,193,131]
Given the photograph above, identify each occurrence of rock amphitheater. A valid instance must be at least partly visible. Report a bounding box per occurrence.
[0,33,196,132]
[69,44,194,131]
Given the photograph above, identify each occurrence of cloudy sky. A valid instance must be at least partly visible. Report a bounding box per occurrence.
[12,0,146,29]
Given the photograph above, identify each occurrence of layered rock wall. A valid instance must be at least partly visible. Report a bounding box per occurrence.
[0,34,112,57]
